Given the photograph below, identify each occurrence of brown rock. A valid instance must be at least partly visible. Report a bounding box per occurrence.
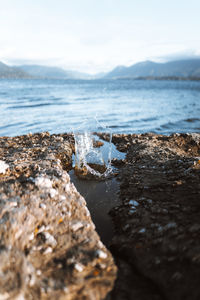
[0,133,117,300]
[109,133,200,300]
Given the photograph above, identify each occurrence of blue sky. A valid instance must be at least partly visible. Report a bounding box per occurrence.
[0,0,200,73]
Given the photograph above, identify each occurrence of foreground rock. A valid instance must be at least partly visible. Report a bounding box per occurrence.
[1,131,200,300]
[104,133,199,300]
[0,132,117,300]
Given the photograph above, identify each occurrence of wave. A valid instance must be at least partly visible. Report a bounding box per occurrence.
[7,102,69,109]
[157,117,200,133]
[0,122,25,130]
[1,79,200,136]
[185,118,200,123]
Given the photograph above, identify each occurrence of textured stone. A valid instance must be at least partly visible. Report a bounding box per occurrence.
[107,132,200,300]
[0,133,117,300]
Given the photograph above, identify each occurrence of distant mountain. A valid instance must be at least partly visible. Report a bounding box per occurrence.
[19,65,93,79]
[0,61,31,79]
[104,59,200,79]
[1,59,200,80]
[19,65,69,79]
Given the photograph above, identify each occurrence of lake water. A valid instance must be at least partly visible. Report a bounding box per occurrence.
[0,79,200,136]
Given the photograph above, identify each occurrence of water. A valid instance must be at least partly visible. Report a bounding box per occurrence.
[73,118,112,179]
[69,137,126,245]
[69,170,119,245]
[0,79,200,136]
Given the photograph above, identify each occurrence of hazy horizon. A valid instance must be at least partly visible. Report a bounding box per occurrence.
[1,0,200,74]
[1,55,200,76]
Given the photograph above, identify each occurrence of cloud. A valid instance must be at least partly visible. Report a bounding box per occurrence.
[152,49,200,63]
[1,1,200,73]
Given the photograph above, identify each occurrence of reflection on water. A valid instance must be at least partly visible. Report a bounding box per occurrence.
[69,170,119,246]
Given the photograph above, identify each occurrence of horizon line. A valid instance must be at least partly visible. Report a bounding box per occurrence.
[1,55,200,75]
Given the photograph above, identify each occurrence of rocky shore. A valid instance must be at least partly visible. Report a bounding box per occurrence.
[0,132,200,300]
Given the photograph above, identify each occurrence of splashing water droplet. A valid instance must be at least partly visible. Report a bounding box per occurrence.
[73,119,112,179]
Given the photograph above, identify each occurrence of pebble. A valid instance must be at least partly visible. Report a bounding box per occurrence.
[164,222,177,230]
[49,188,58,198]
[85,207,91,217]
[129,200,139,207]
[36,270,42,276]
[35,176,52,189]
[129,208,136,215]
[44,247,53,254]
[71,221,84,232]
[74,263,84,272]
[39,203,46,209]
[29,232,34,241]
[157,225,163,232]
[147,199,153,204]
[8,201,18,208]
[59,195,66,201]
[37,225,46,233]
[96,249,107,259]
[65,184,71,192]
[123,224,130,231]
[138,228,146,234]
[63,287,69,293]
[43,232,57,247]
[98,241,104,248]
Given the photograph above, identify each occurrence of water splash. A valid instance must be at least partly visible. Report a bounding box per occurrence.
[73,119,112,179]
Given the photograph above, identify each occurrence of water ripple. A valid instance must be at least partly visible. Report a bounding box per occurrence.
[7,102,69,109]
[0,78,199,136]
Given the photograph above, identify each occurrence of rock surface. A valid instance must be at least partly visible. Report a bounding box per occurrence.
[105,133,200,300]
[0,132,117,300]
[1,131,200,300]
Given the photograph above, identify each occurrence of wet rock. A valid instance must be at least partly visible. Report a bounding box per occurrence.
[110,133,200,300]
[189,224,200,233]
[0,133,117,300]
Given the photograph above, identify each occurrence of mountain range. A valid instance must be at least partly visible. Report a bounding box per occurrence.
[0,59,200,80]
[104,59,200,79]
[0,61,32,79]
[18,65,94,80]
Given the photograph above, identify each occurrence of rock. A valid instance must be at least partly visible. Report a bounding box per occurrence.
[0,133,117,300]
[109,133,200,300]
[189,224,200,233]
[1,131,200,300]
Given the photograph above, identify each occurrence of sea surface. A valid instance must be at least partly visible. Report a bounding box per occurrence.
[0,78,200,136]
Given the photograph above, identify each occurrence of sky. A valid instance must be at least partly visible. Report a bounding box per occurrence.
[0,0,200,74]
